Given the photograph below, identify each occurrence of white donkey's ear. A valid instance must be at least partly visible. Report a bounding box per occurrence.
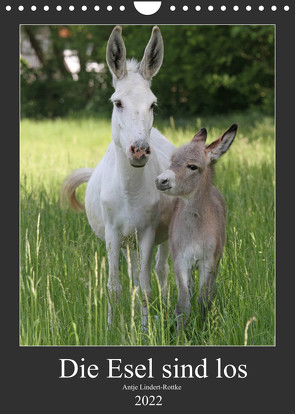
[139,26,164,81]
[205,124,238,161]
[106,26,127,82]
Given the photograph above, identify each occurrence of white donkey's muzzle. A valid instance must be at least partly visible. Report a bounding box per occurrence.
[129,139,151,167]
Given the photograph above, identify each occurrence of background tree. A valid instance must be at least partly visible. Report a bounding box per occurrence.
[21,25,274,119]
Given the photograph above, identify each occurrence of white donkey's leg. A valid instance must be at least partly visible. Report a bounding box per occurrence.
[155,240,170,298]
[105,226,121,326]
[122,248,140,287]
[138,228,155,329]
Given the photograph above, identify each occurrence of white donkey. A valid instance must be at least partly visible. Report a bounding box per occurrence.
[63,26,176,327]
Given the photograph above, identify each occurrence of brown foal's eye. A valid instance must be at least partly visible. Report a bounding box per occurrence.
[187,164,198,171]
[114,100,123,108]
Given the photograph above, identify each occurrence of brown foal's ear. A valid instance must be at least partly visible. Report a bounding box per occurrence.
[191,128,207,144]
[205,124,238,161]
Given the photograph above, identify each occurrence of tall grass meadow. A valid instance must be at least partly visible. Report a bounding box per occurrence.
[20,111,275,346]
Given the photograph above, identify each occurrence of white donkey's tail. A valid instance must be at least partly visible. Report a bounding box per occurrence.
[61,168,94,212]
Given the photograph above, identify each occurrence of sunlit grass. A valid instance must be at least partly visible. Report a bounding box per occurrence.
[20,111,275,346]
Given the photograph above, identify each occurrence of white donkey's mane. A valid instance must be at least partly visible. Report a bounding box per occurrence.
[126,58,140,73]
[112,59,142,88]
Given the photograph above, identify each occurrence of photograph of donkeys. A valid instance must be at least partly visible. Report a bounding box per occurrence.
[20,25,274,346]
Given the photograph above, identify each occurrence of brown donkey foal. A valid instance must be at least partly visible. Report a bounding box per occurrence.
[156,124,238,332]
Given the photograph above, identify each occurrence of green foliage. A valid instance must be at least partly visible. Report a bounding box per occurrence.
[21,25,274,119]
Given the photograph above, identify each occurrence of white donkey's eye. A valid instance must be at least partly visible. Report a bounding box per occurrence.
[114,100,123,108]
[150,102,157,110]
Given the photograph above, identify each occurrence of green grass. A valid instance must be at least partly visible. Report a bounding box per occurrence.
[20,111,275,346]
